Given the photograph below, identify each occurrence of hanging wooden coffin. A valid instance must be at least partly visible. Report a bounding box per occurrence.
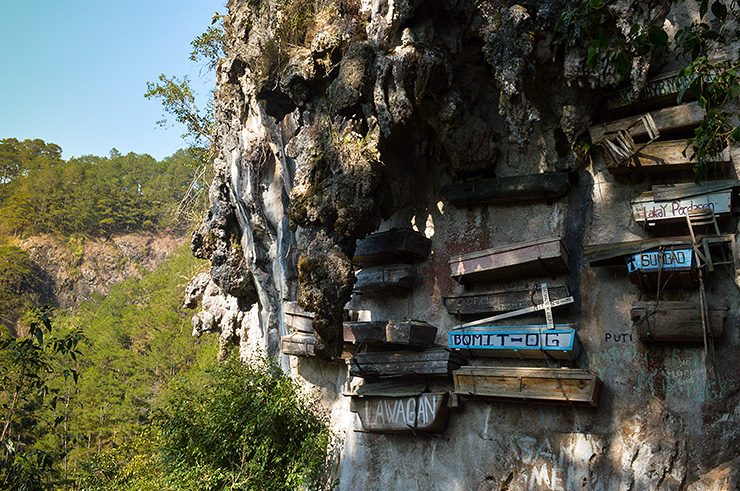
[447,325,581,360]
[626,247,697,289]
[631,301,727,342]
[453,367,601,406]
[283,301,314,333]
[354,228,431,267]
[632,181,735,226]
[280,332,316,357]
[442,172,571,207]
[354,264,417,294]
[349,347,464,379]
[443,283,570,317]
[605,139,731,174]
[450,236,569,284]
[589,102,705,144]
[343,320,437,347]
[351,392,450,433]
[605,69,687,112]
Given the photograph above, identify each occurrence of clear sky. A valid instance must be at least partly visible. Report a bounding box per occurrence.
[0,0,226,160]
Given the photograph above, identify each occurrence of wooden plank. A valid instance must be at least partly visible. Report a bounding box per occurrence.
[607,139,731,174]
[453,366,601,406]
[448,325,581,360]
[449,236,569,284]
[353,380,428,397]
[631,301,726,342]
[283,301,314,333]
[354,228,431,267]
[632,188,733,226]
[354,264,417,294]
[353,392,449,433]
[651,180,739,201]
[589,102,705,143]
[442,172,571,206]
[349,347,464,378]
[343,320,437,347]
[444,283,570,317]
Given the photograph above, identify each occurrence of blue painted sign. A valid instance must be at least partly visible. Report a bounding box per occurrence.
[448,325,580,360]
[625,248,693,274]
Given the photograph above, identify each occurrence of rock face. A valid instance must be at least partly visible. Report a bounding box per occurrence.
[192,0,740,489]
[19,232,184,308]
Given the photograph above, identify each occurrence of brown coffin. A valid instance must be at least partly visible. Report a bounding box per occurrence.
[589,102,705,143]
[280,332,316,357]
[349,347,464,379]
[449,236,569,284]
[283,301,313,333]
[354,264,417,294]
[352,392,450,434]
[606,139,731,174]
[354,228,431,267]
[631,301,726,342]
[443,282,570,317]
[442,172,571,206]
[343,320,437,347]
[453,366,601,406]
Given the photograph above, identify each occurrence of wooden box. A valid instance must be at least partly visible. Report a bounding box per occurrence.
[631,301,726,342]
[453,366,601,406]
[605,69,687,112]
[343,320,437,347]
[354,228,431,267]
[447,325,581,360]
[631,180,736,226]
[589,102,705,143]
[606,139,731,174]
[280,332,316,357]
[626,246,697,289]
[351,392,450,434]
[283,301,313,333]
[442,172,571,207]
[349,347,464,379]
[443,283,570,317]
[354,264,417,294]
[450,236,569,284]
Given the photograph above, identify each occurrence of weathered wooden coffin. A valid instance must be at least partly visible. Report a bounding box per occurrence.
[632,180,736,226]
[606,139,731,174]
[443,283,570,317]
[605,69,688,111]
[448,325,581,360]
[354,264,417,294]
[631,301,727,342]
[589,102,705,143]
[626,246,697,289]
[351,392,450,433]
[280,332,316,357]
[453,366,601,406]
[283,301,313,333]
[343,320,437,347]
[442,172,571,207]
[349,347,464,378]
[354,228,431,267]
[450,236,569,284]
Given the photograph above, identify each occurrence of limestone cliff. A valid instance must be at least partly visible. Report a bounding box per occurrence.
[190,1,739,489]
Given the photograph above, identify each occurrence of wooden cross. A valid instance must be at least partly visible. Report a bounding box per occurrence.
[456,283,573,329]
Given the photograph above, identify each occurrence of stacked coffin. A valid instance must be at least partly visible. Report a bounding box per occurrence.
[280,302,355,359]
[591,62,733,175]
[353,228,431,296]
[345,320,461,434]
[443,237,600,406]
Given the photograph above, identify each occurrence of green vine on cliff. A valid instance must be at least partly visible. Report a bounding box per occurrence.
[675,0,740,179]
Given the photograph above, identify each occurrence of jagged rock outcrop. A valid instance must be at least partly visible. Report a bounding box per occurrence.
[192,0,740,488]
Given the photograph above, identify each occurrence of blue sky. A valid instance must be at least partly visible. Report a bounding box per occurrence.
[0,0,226,160]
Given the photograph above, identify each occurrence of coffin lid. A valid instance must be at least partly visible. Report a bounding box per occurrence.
[443,281,569,301]
[348,380,430,397]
